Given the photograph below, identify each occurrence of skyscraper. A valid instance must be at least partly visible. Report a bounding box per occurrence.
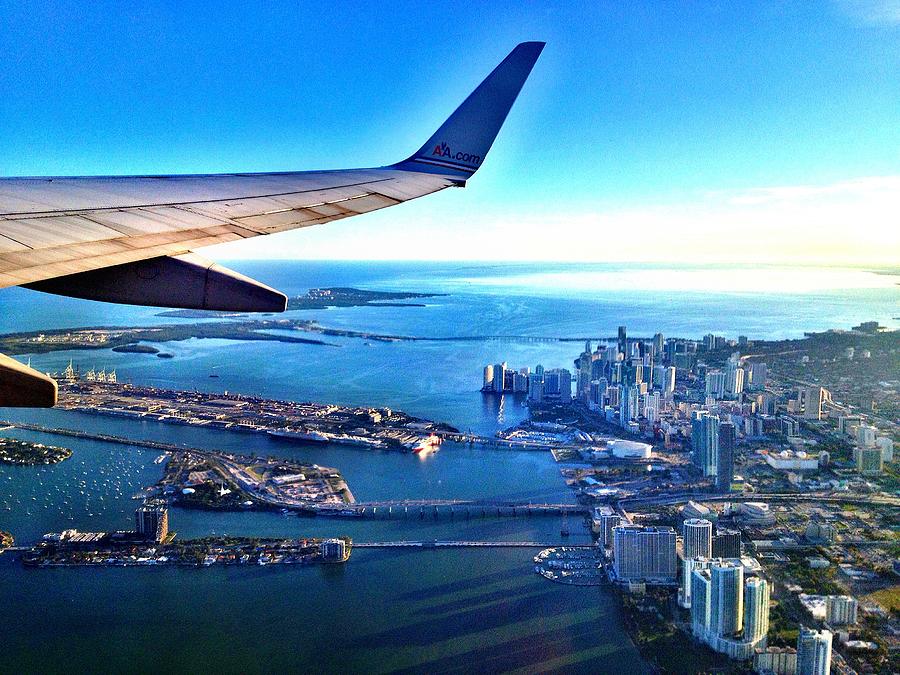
[797,627,832,675]
[691,568,712,633]
[706,370,726,399]
[618,325,627,357]
[664,366,676,394]
[527,372,544,403]
[712,529,742,559]
[680,519,715,610]
[598,511,622,548]
[652,332,664,356]
[612,525,677,583]
[619,385,638,426]
[683,518,713,559]
[857,446,883,475]
[692,413,719,477]
[319,538,349,562]
[493,362,507,393]
[801,386,831,420]
[691,561,771,659]
[748,362,767,391]
[743,577,770,642]
[135,503,169,543]
[710,560,743,637]
[717,421,736,491]
[482,364,494,390]
[825,595,858,626]
[725,359,744,396]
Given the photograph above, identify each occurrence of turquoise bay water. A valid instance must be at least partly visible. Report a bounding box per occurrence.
[0,262,897,673]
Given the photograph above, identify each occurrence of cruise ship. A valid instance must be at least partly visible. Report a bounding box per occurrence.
[267,428,329,444]
[408,434,442,456]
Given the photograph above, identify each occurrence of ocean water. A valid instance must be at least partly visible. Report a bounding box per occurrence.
[0,261,898,673]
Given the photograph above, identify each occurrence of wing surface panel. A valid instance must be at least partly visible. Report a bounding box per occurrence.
[0,169,455,287]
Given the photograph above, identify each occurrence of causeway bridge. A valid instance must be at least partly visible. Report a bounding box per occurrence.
[352,540,589,549]
[314,500,588,519]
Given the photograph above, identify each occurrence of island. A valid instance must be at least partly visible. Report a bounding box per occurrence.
[156,286,444,318]
[112,343,159,354]
[0,318,332,356]
[24,533,351,567]
[157,450,355,512]
[0,531,12,550]
[0,438,72,465]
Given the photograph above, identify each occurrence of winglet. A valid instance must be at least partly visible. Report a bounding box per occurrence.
[393,41,545,179]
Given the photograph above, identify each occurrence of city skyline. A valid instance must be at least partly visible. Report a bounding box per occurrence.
[2,2,898,265]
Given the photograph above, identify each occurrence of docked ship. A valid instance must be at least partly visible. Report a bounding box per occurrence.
[326,434,387,449]
[407,434,442,456]
[267,428,329,444]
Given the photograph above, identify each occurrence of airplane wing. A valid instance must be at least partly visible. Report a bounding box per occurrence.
[0,42,545,406]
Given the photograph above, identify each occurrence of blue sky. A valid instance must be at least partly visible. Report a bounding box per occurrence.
[1,1,898,263]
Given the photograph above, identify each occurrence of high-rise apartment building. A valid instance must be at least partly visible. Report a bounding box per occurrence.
[725,360,745,396]
[801,387,831,420]
[748,362,767,391]
[664,366,676,394]
[691,561,769,660]
[744,577,770,642]
[857,446,883,475]
[712,529,742,558]
[711,560,744,637]
[796,627,832,675]
[692,412,720,477]
[493,362,507,393]
[717,421,736,491]
[612,525,677,583]
[706,370,726,399]
[319,538,349,562]
[598,511,622,549]
[135,503,169,543]
[683,518,713,559]
[825,595,858,626]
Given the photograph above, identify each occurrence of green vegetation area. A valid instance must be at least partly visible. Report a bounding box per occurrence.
[782,558,842,595]
[866,585,900,612]
[0,439,72,465]
[766,601,800,647]
[877,463,900,492]
[174,480,249,511]
[618,590,737,673]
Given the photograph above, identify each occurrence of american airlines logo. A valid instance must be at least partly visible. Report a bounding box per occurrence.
[431,142,482,167]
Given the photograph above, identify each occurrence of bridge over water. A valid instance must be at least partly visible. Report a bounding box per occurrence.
[353,540,593,549]
[315,500,588,519]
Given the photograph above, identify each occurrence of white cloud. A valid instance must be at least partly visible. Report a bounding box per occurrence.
[836,0,900,26]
